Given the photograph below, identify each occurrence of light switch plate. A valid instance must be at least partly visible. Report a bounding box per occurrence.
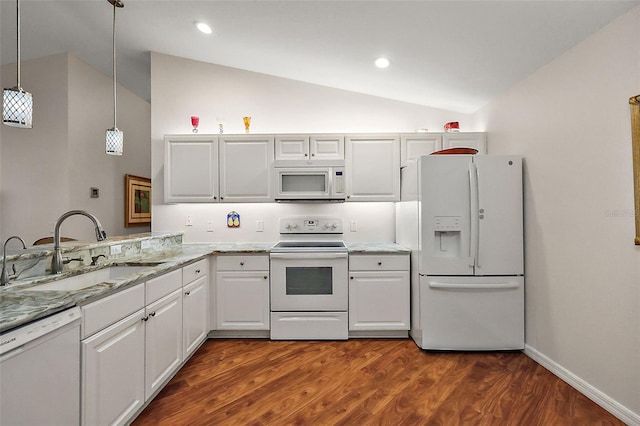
[207,221,214,232]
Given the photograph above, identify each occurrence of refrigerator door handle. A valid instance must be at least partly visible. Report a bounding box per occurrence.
[429,281,520,290]
[469,162,479,268]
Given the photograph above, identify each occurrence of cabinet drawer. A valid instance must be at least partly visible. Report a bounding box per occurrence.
[349,254,409,271]
[146,269,182,305]
[217,255,269,271]
[82,283,145,338]
[183,258,208,285]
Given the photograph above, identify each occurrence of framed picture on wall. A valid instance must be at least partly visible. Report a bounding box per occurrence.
[125,174,151,227]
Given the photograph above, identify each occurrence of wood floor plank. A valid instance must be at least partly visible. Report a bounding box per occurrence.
[132,339,625,426]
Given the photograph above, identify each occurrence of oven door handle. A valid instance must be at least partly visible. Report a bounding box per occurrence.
[270,252,348,260]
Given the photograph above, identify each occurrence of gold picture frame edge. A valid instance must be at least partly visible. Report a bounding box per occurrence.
[125,174,152,228]
[630,95,640,245]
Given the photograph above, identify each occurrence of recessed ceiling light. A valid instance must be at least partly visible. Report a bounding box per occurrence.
[375,57,390,69]
[195,21,212,34]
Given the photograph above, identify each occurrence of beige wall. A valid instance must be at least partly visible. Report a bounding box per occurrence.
[0,53,151,245]
[473,6,640,422]
[150,52,473,242]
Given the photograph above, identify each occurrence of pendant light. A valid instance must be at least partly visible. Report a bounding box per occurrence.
[105,0,124,155]
[2,0,33,129]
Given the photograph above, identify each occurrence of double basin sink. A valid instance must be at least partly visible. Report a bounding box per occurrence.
[17,264,164,292]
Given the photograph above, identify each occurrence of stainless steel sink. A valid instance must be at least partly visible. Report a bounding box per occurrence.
[29,265,151,291]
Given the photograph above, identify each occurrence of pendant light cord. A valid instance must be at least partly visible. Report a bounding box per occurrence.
[112,0,117,129]
[16,0,21,88]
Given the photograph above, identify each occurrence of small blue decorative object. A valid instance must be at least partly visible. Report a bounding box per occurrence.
[227,211,240,228]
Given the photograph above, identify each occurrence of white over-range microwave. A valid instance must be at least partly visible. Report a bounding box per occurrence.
[274,166,346,201]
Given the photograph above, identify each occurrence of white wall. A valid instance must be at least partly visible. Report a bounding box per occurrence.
[150,52,473,242]
[474,5,640,421]
[0,53,151,245]
[1,54,70,245]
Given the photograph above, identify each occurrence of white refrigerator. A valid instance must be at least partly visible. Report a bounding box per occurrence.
[396,154,524,350]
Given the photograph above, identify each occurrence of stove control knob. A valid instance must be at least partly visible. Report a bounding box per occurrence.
[331,223,338,229]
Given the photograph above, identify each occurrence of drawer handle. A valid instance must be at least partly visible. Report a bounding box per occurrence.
[377,262,382,266]
[149,311,156,317]
[195,269,201,274]
[240,262,244,266]
[185,291,191,296]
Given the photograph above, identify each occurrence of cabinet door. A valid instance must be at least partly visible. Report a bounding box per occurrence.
[349,271,410,331]
[275,135,309,161]
[164,135,218,203]
[145,289,183,401]
[442,132,487,154]
[183,275,209,359]
[310,134,344,161]
[219,135,274,202]
[216,271,270,330]
[400,133,442,166]
[82,309,145,426]
[345,134,400,202]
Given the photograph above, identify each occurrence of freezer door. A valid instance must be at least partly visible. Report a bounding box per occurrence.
[419,155,474,276]
[473,156,524,275]
[419,275,524,350]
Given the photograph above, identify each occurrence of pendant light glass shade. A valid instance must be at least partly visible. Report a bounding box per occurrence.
[106,127,123,155]
[3,87,33,128]
[106,0,124,156]
[3,0,33,129]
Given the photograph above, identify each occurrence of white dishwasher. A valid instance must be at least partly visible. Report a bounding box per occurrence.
[1,307,81,426]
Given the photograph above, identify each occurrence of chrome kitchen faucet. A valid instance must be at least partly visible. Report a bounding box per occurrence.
[52,210,107,274]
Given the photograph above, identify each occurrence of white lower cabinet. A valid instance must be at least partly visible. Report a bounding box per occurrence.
[182,275,209,358]
[348,254,410,334]
[144,289,183,400]
[82,309,146,426]
[216,255,270,330]
[81,260,210,425]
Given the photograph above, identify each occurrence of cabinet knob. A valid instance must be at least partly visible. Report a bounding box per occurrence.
[214,196,217,200]
[350,276,354,280]
[264,276,268,280]
[378,262,382,266]
[150,311,156,317]
[240,261,244,266]
[311,153,315,157]
[220,197,224,200]
[185,291,191,296]
[142,316,149,322]
[195,269,201,274]
[304,153,308,157]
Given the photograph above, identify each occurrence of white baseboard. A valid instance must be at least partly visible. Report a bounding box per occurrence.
[524,344,639,426]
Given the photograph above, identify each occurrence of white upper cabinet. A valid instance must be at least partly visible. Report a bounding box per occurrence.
[309,135,344,161]
[275,134,344,164]
[400,134,443,167]
[345,134,400,202]
[442,132,487,154]
[219,135,275,202]
[164,135,218,203]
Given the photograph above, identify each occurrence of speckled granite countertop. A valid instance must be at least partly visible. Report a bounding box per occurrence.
[345,242,411,254]
[1,241,407,333]
[0,242,274,333]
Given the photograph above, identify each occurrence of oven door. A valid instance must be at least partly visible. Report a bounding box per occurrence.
[270,252,348,311]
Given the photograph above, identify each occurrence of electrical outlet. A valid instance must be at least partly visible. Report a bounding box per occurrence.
[185,215,193,226]
[141,240,151,250]
[350,220,357,232]
[110,244,122,255]
[207,221,214,232]
[256,220,264,232]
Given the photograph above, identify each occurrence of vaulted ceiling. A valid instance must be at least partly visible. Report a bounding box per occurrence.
[1,1,638,113]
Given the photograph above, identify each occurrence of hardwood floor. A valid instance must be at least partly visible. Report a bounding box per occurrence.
[133,339,622,425]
